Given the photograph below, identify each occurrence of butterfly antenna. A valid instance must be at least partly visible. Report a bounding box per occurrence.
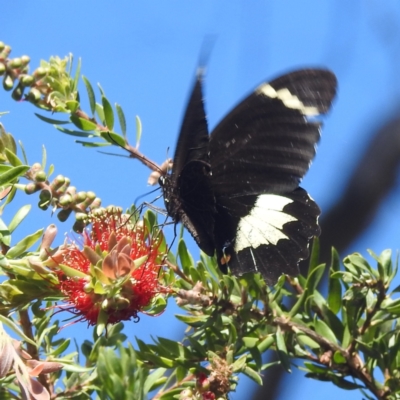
[133,187,162,207]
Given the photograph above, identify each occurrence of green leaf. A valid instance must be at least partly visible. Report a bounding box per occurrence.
[102,96,114,130]
[175,314,208,326]
[296,333,320,349]
[5,148,23,166]
[0,314,37,347]
[8,204,31,233]
[96,103,105,123]
[242,336,259,349]
[100,131,126,147]
[257,335,275,353]
[143,368,167,393]
[70,114,98,131]
[65,100,79,113]
[96,309,108,336]
[75,140,110,147]
[136,115,142,147]
[144,353,175,368]
[0,217,11,246]
[18,140,28,165]
[6,228,43,258]
[55,125,97,138]
[72,57,81,92]
[276,330,291,372]
[308,236,321,272]
[345,254,376,277]
[331,376,363,390]
[116,103,127,138]
[306,263,326,293]
[242,366,263,385]
[57,263,88,279]
[0,165,29,186]
[178,239,194,275]
[35,113,70,125]
[328,248,342,314]
[333,350,346,364]
[49,338,71,356]
[82,75,96,115]
[314,317,338,344]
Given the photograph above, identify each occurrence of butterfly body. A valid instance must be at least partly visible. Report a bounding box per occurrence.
[160,69,337,285]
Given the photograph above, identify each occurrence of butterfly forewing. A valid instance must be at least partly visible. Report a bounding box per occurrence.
[161,73,216,256]
[209,69,337,197]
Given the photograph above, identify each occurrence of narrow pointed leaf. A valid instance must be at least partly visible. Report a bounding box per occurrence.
[95,103,105,123]
[18,140,28,164]
[5,148,23,166]
[314,318,338,344]
[100,131,126,148]
[34,113,70,125]
[75,140,110,147]
[8,205,31,233]
[82,75,96,115]
[72,57,81,92]
[115,103,127,138]
[0,314,37,347]
[57,263,88,279]
[70,115,98,131]
[328,248,342,314]
[0,165,29,186]
[102,96,114,131]
[276,330,291,372]
[136,115,142,147]
[55,125,96,138]
[6,228,44,258]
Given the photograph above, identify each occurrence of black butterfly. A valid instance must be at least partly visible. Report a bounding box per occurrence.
[160,68,337,285]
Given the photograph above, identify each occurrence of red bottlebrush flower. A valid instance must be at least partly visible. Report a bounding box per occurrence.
[49,208,169,327]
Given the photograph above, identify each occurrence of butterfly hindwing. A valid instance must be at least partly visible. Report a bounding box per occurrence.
[214,187,321,285]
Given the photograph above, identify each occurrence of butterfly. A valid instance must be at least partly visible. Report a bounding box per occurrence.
[159,68,337,285]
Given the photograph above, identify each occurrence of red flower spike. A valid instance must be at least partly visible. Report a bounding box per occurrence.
[51,209,169,326]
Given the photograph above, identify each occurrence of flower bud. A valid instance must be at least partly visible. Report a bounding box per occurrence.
[0,45,11,59]
[0,42,5,52]
[59,193,72,207]
[179,389,194,400]
[11,84,24,101]
[73,219,86,233]
[39,189,52,205]
[75,212,88,221]
[0,63,5,76]
[80,191,96,208]
[90,197,102,209]
[66,185,76,196]
[34,170,47,182]
[49,175,66,191]
[20,74,34,87]
[57,208,73,222]
[33,67,47,79]
[3,74,14,91]
[20,55,30,66]
[40,224,58,253]
[9,58,22,69]
[24,182,40,194]
[27,87,41,102]
[73,191,87,204]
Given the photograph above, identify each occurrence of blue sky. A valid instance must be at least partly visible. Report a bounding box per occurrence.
[2,1,400,399]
